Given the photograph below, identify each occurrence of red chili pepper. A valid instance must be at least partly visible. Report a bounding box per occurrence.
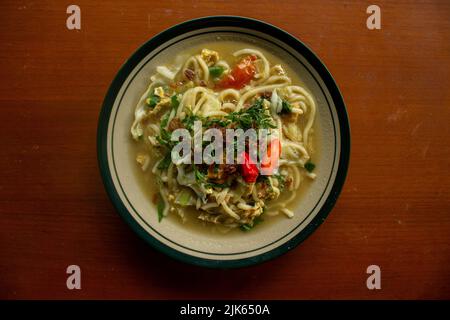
[241,151,259,183]
[217,55,257,89]
[261,138,282,175]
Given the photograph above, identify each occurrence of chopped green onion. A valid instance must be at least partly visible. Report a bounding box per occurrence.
[171,94,180,109]
[193,164,206,183]
[209,66,225,78]
[182,111,202,131]
[240,224,252,231]
[203,117,229,127]
[226,98,276,130]
[156,128,174,149]
[280,100,292,114]
[240,215,264,232]
[146,94,160,108]
[160,112,170,128]
[175,189,193,206]
[273,173,286,190]
[205,182,230,189]
[157,193,165,222]
[304,161,315,172]
[157,152,172,170]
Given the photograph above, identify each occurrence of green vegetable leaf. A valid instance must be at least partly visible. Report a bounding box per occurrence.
[146,94,160,108]
[175,189,193,206]
[304,161,315,173]
[157,152,172,170]
[171,94,180,109]
[240,215,264,232]
[203,117,229,128]
[273,173,286,190]
[239,224,252,231]
[157,193,165,222]
[156,128,174,149]
[280,100,292,114]
[182,109,202,131]
[209,66,225,78]
[192,164,206,183]
[156,113,176,150]
[160,112,170,128]
[226,98,276,130]
[205,182,230,189]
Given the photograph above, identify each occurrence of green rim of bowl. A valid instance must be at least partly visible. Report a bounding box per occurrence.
[97,16,351,268]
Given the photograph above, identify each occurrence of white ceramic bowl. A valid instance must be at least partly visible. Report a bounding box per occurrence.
[97,16,350,268]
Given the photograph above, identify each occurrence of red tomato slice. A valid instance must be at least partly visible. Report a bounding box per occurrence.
[241,151,259,183]
[217,55,257,89]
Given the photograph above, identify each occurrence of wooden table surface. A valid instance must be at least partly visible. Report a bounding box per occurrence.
[1,0,449,299]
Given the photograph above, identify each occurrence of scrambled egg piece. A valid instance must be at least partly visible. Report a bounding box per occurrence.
[201,49,219,66]
[136,153,147,165]
[136,153,150,171]
[153,86,166,98]
[145,86,170,112]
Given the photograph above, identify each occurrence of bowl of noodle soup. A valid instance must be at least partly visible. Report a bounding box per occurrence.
[97,16,350,268]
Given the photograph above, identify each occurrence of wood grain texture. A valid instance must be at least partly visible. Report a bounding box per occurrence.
[0,0,449,299]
